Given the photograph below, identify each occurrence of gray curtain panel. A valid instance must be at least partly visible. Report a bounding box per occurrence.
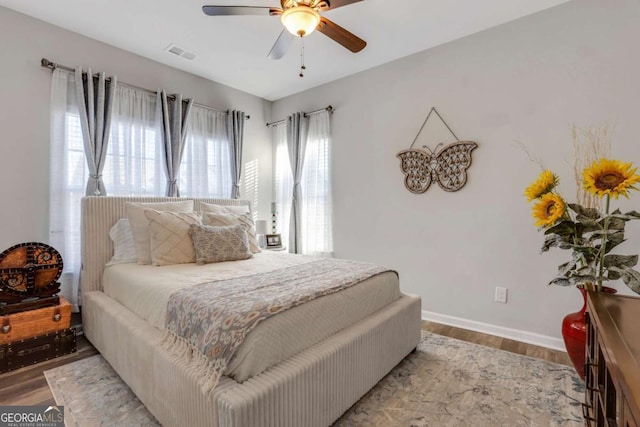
[286,112,309,254]
[158,90,193,197]
[227,110,246,199]
[74,67,117,196]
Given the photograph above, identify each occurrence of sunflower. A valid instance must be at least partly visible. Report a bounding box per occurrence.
[532,193,566,228]
[524,170,559,201]
[583,159,640,199]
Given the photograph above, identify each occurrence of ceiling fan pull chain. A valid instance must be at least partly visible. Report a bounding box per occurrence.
[299,38,306,78]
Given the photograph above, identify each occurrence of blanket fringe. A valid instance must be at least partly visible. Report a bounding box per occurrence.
[161,331,224,394]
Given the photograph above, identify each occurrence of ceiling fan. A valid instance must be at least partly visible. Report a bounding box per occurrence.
[202,0,367,60]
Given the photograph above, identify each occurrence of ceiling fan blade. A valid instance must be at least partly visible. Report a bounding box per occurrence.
[267,29,294,60]
[325,0,363,10]
[317,17,366,53]
[202,6,282,16]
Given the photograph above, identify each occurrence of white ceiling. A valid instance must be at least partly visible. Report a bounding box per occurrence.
[1,0,570,101]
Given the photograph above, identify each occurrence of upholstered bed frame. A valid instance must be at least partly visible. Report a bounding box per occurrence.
[80,196,422,427]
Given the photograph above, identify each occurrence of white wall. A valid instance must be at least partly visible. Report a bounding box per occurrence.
[272,0,640,346]
[0,6,273,251]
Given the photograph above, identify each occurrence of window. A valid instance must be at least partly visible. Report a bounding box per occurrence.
[62,113,88,255]
[179,105,231,198]
[107,122,162,194]
[273,111,332,256]
[104,87,163,196]
[300,116,332,256]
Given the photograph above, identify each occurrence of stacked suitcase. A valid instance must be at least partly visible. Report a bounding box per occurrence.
[0,297,76,373]
[0,242,77,373]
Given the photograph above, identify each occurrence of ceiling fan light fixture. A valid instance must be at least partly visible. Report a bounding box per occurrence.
[281,6,320,37]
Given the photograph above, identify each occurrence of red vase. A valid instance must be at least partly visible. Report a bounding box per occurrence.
[561,284,616,380]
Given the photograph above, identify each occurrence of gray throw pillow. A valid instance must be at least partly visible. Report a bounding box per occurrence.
[189,223,253,264]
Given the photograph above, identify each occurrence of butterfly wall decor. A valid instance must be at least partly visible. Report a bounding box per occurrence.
[397,108,478,194]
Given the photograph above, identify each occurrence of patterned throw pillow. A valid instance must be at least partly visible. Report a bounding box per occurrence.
[189,223,253,264]
[144,210,201,266]
[202,212,261,254]
[125,200,194,264]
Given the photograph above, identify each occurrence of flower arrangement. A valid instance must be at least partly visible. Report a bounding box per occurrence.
[524,159,640,293]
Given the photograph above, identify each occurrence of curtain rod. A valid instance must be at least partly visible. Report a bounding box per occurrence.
[40,58,250,119]
[266,105,334,127]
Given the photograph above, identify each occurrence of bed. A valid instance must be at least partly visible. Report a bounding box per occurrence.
[80,196,422,427]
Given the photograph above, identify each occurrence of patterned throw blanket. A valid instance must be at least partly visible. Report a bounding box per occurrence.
[161,258,393,393]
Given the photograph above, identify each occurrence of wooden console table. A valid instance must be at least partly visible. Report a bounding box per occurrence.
[584,291,640,426]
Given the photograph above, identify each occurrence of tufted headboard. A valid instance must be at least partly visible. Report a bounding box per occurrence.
[80,196,251,296]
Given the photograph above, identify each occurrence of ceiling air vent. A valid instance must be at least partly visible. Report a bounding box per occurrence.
[165,44,198,61]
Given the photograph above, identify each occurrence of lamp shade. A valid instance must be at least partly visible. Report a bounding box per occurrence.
[255,220,268,235]
[281,6,320,37]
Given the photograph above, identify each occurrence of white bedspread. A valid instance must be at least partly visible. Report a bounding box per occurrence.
[102,252,400,381]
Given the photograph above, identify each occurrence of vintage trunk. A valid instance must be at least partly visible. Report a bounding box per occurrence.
[0,328,77,373]
[0,297,71,345]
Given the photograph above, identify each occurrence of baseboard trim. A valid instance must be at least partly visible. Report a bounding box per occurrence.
[422,310,566,352]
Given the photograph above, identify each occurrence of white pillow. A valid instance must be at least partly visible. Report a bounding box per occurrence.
[125,200,194,265]
[202,212,261,254]
[200,202,249,215]
[107,218,137,265]
[144,210,201,266]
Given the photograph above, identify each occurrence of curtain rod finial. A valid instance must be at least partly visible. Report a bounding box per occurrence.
[41,58,54,68]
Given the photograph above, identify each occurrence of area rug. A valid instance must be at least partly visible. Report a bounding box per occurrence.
[44,332,584,427]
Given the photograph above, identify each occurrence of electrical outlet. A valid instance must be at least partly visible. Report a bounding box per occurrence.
[495,287,508,303]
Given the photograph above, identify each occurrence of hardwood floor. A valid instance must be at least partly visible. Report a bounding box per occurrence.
[0,334,98,406]
[0,321,572,407]
[421,321,572,366]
